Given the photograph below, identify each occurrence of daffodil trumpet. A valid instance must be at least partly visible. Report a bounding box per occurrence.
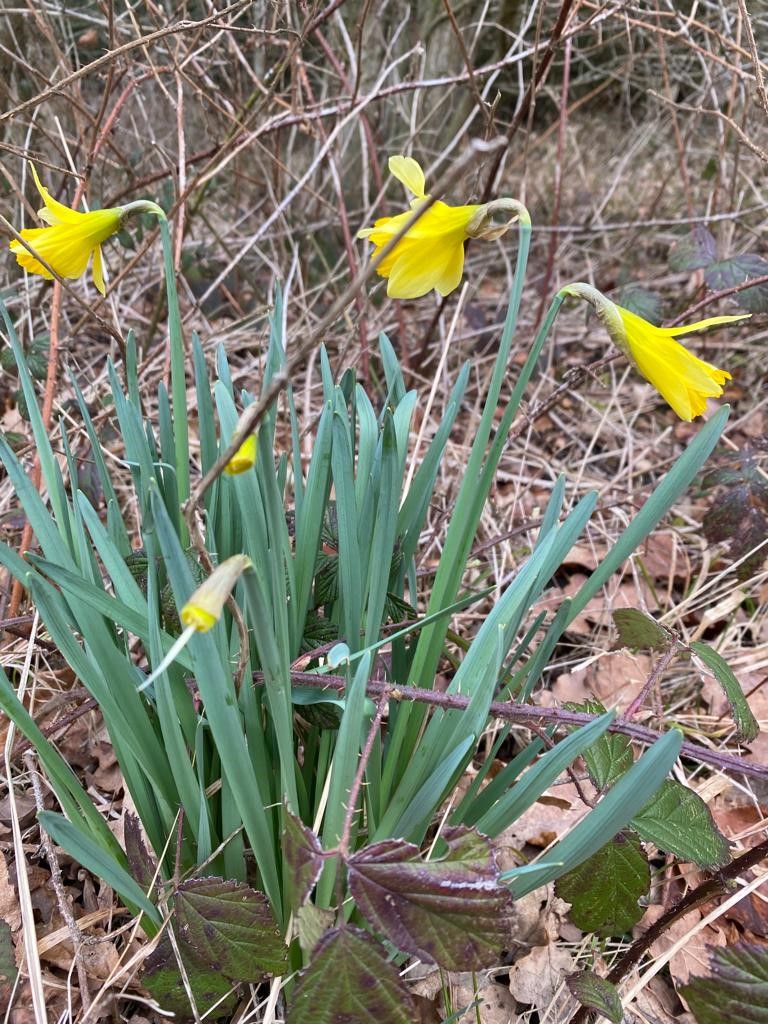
[9,163,166,295]
[358,155,529,300]
[560,282,748,421]
[136,554,252,693]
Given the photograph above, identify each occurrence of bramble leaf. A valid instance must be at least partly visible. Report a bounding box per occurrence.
[296,904,335,957]
[143,932,237,1019]
[702,446,768,583]
[347,827,515,970]
[631,779,730,869]
[612,608,673,652]
[681,942,768,1024]
[612,285,663,325]
[563,699,633,790]
[708,251,768,311]
[567,971,623,1023]
[288,927,416,1024]
[175,877,287,979]
[556,832,649,936]
[282,807,325,908]
[0,919,17,990]
[668,226,717,272]
[691,641,760,743]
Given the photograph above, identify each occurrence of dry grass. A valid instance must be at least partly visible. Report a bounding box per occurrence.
[1,1,768,1021]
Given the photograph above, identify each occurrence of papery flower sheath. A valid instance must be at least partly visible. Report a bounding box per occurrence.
[561,283,749,421]
[180,555,253,633]
[358,155,528,300]
[9,163,164,295]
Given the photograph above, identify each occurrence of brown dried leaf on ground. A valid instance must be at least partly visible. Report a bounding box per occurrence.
[643,904,729,989]
[0,855,21,935]
[496,781,586,853]
[549,651,654,710]
[546,575,657,637]
[508,941,574,1013]
[441,972,515,1023]
[627,967,690,1024]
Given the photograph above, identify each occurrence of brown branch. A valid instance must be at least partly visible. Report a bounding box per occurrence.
[0,1,253,125]
[254,671,768,784]
[480,0,579,202]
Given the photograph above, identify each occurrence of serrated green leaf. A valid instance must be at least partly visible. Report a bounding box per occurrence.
[611,285,663,325]
[282,808,325,909]
[566,971,623,1023]
[296,904,335,957]
[704,252,768,292]
[668,227,717,272]
[556,832,649,936]
[143,931,237,1019]
[681,942,768,1024]
[612,608,672,652]
[174,877,287,979]
[505,729,683,896]
[288,927,416,1024]
[631,779,730,869]
[563,700,633,789]
[348,826,514,971]
[691,641,760,742]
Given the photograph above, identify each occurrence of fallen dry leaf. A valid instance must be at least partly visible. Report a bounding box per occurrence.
[551,650,653,710]
[447,972,517,1024]
[508,941,574,1011]
[643,904,728,988]
[497,781,586,853]
[0,855,21,933]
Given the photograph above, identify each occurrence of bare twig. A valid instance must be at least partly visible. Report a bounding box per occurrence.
[253,672,768,784]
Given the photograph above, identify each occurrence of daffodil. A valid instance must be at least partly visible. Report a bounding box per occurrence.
[180,554,252,632]
[136,554,252,693]
[9,163,164,295]
[561,283,749,421]
[223,429,257,475]
[358,155,528,300]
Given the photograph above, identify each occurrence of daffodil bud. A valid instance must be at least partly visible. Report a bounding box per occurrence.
[223,432,257,475]
[180,554,252,633]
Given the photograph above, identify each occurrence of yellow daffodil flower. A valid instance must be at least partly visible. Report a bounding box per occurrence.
[180,554,252,633]
[136,554,252,693]
[561,283,749,421]
[223,432,257,475]
[358,155,528,300]
[9,163,164,295]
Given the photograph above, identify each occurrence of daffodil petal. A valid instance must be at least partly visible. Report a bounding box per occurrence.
[388,155,426,198]
[9,231,55,279]
[433,241,465,296]
[666,313,751,336]
[620,311,733,421]
[91,244,106,295]
[30,163,84,226]
[9,209,122,288]
[387,240,461,299]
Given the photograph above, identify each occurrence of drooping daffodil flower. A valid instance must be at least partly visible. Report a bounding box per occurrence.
[136,555,252,693]
[358,155,529,300]
[9,163,165,295]
[560,282,749,421]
